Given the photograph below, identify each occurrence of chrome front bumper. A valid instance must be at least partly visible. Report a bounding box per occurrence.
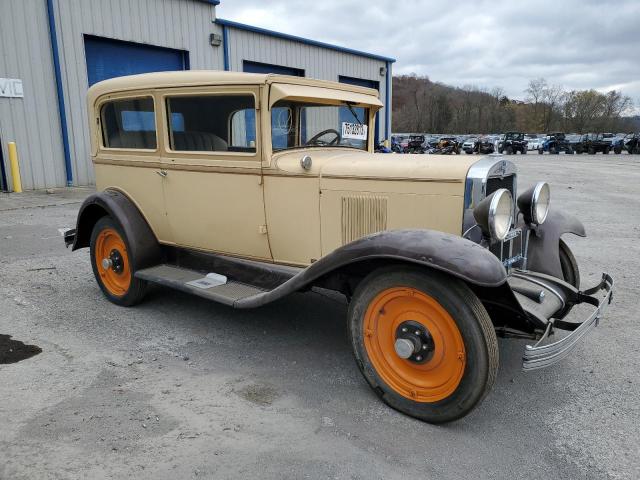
[522,273,614,371]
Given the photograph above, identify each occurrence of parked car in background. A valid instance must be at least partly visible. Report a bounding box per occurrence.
[525,134,541,151]
[566,134,585,154]
[405,135,426,154]
[539,133,572,154]
[611,134,627,154]
[462,137,477,153]
[526,136,544,151]
[498,132,528,154]
[581,133,612,154]
[624,133,640,154]
[432,136,461,154]
[464,137,495,154]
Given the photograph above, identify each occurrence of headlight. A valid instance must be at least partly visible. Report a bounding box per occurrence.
[517,182,550,225]
[473,189,514,241]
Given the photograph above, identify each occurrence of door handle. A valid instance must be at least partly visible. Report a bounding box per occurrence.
[156,170,168,178]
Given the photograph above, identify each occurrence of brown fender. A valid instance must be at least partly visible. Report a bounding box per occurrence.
[525,210,586,279]
[236,229,508,308]
[70,189,161,270]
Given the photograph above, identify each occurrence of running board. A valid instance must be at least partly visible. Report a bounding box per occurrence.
[135,264,267,307]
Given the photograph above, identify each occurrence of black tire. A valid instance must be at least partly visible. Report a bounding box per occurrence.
[557,239,580,317]
[550,146,557,154]
[614,146,622,154]
[558,239,580,289]
[506,146,514,155]
[604,147,610,155]
[538,148,543,155]
[348,267,498,424]
[90,216,148,306]
[588,147,595,154]
[521,148,527,155]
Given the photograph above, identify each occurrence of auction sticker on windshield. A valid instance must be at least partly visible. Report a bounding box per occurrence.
[342,122,368,140]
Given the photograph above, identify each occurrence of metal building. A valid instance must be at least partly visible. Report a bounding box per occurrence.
[0,0,394,191]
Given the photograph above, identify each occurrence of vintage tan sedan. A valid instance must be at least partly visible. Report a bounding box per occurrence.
[65,71,613,423]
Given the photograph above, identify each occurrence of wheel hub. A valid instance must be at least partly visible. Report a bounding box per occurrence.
[102,249,124,274]
[394,320,434,364]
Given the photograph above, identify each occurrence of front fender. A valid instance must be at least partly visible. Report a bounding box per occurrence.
[525,210,586,279]
[71,189,161,270]
[236,229,507,308]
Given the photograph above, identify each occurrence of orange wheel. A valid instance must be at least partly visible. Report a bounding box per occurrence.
[363,287,466,403]
[94,227,131,296]
[89,217,147,306]
[348,267,498,424]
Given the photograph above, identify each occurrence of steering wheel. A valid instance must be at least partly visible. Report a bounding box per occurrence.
[305,129,341,146]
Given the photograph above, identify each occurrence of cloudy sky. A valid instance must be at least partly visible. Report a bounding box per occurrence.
[217,0,640,110]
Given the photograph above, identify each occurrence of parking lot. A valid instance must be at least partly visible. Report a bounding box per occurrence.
[1,154,638,479]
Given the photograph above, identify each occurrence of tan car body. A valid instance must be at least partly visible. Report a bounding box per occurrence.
[72,71,614,423]
[88,71,475,267]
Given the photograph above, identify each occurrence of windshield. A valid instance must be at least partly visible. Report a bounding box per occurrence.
[271,100,370,151]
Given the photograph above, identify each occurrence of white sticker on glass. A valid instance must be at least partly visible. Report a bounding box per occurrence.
[341,122,368,140]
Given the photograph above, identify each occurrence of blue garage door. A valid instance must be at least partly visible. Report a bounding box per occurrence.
[339,75,380,145]
[84,35,189,86]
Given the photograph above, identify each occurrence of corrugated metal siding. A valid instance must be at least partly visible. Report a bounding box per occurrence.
[0,0,66,190]
[52,0,222,187]
[223,27,389,142]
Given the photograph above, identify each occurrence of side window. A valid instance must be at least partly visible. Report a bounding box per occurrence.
[101,98,157,149]
[166,95,257,153]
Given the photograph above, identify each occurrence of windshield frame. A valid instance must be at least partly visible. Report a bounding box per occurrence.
[269,98,374,153]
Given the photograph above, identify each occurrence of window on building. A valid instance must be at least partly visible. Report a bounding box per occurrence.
[166,95,257,153]
[101,97,157,149]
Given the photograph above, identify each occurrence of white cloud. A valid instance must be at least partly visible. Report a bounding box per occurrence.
[217,0,640,107]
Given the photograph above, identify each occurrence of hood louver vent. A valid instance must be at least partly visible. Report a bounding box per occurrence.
[341,195,388,244]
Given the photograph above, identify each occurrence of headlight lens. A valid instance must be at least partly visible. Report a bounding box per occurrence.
[517,182,550,225]
[532,182,550,224]
[473,189,514,241]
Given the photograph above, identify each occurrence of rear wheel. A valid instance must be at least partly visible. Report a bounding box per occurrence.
[506,146,514,155]
[614,146,622,154]
[348,267,498,424]
[90,216,147,306]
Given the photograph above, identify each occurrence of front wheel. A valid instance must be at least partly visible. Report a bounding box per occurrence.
[348,267,498,424]
[90,216,148,306]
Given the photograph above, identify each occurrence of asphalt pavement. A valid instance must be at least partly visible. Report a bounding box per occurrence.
[0,154,638,479]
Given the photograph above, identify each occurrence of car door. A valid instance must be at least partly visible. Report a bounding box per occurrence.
[94,94,171,242]
[158,86,271,260]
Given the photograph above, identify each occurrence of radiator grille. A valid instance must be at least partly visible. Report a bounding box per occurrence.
[486,175,515,199]
[341,195,388,244]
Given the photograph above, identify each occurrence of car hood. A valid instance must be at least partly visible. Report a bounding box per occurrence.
[271,149,478,185]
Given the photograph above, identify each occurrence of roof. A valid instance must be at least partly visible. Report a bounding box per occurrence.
[215,18,396,63]
[87,70,382,105]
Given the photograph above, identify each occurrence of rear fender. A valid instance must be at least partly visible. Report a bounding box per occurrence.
[71,189,161,270]
[525,210,586,279]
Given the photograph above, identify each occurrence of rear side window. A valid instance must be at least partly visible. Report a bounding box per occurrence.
[101,98,157,149]
[166,95,256,153]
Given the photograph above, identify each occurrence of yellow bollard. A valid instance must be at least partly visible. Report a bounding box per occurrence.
[8,142,22,193]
